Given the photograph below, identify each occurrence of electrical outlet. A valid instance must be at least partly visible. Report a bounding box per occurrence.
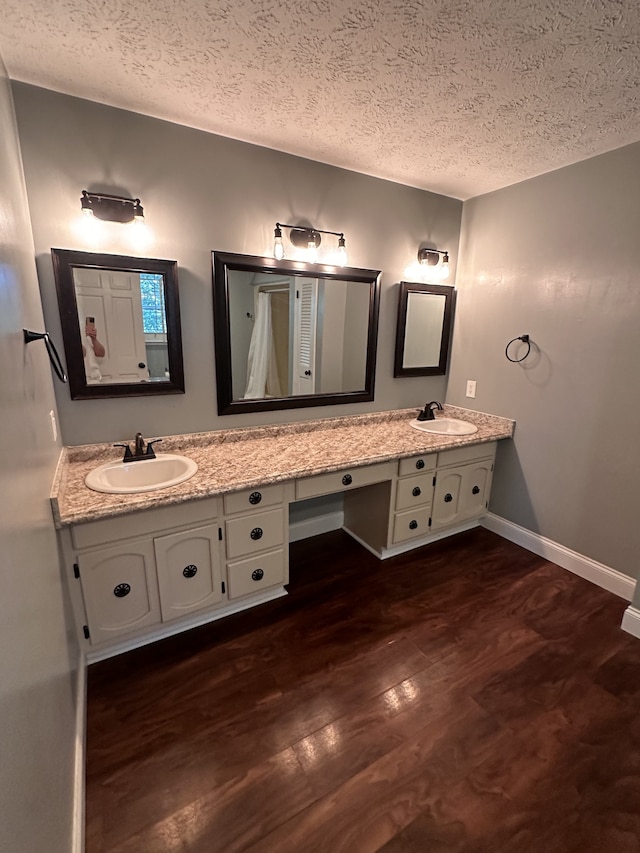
[466,380,477,398]
[49,409,58,442]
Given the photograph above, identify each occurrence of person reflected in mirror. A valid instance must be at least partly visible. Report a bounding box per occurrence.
[83,316,106,383]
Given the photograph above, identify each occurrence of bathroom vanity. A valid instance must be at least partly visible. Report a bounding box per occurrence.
[51,406,514,660]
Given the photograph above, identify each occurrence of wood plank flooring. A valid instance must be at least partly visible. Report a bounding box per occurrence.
[85,528,640,852]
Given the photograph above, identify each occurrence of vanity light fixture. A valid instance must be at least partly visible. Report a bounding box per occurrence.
[273,222,348,265]
[418,247,450,280]
[80,190,145,224]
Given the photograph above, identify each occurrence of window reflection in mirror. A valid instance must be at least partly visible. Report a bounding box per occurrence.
[52,249,184,399]
[212,252,381,415]
[394,281,455,377]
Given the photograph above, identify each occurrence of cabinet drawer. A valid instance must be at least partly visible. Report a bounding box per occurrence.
[295,461,394,500]
[437,441,496,469]
[225,507,285,559]
[398,455,437,477]
[227,549,287,599]
[224,483,285,516]
[392,506,432,544]
[395,473,435,511]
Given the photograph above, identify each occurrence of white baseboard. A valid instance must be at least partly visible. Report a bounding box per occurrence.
[73,650,87,853]
[289,510,343,543]
[482,512,635,602]
[621,606,640,639]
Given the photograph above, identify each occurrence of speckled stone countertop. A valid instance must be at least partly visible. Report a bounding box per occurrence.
[50,405,514,528]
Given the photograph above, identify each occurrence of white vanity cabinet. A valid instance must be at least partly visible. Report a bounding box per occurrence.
[431,444,495,532]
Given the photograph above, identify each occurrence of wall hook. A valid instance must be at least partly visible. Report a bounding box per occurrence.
[23,329,68,383]
[505,334,531,363]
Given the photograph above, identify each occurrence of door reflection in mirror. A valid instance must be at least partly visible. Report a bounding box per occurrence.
[73,267,169,385]
[228,270,370,401]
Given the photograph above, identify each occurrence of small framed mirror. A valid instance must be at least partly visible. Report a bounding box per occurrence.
[212,251,381,414]
[51,249,185,400]
[394,281,455,377]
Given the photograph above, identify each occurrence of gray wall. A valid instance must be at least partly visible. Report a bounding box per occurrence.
[447,142,640,580]
[0,65,78,852]
[12,83,462,446]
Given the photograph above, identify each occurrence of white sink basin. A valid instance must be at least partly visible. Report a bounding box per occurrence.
[85,454,198,494]
[410,417,478,436]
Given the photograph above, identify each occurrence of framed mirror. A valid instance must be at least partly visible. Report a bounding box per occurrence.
[212,251,381,414]
[394,281,455,377]
[51,249,185,400]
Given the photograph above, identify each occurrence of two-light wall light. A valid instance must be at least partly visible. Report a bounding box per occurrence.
[273,222,348,266]
[78,190,152,251]
[404,247,450,283]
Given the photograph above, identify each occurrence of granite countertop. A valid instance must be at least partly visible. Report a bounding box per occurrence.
[50,405,515,529]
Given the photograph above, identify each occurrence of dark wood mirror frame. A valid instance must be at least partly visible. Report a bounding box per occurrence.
[51,249,185,400]
[212,251,381,415]
[394,281,455,377]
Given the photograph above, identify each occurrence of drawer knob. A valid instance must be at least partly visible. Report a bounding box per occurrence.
[113,583,131,598]
[250,527,263,541]
[409,520,418,530]
[472,485,480,495]
[412,486,421,497]
[416,459,425,470]
[251,568,264,581]
[342,474,353,486]
[183,564,198,578]
[444,493,453,503]
[249,491,262,505]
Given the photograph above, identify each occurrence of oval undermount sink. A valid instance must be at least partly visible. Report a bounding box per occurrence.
[85,454,198,494]
[410,417,478,436]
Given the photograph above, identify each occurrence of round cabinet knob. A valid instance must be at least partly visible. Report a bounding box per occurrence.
[251,568,264,582]
[416,459,425,470]
[444,493,453,503]
[250,527,263,541]
[472,485,480,495]
[249,491,262,505]
[182,564,198,578]
[138,362,146,369]
[409,520,418,530]
[113,583,131,598]
[412,486,421,497]
[342,474,353,486]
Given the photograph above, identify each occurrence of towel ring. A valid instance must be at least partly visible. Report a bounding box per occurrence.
[505,334,531,363]
[24,329,68,383]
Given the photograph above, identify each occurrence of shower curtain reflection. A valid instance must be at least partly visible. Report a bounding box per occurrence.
[244,289,288,398]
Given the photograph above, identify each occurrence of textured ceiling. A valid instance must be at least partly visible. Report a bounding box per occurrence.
[2,0,640,199]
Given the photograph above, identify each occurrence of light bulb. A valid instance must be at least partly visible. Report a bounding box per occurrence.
[439,252,450,280]
[307,234,318,262]
[273,225,284,260]
[336,236,348,266]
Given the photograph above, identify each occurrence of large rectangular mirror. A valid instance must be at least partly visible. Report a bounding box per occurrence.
[394,281,455,377]
[52,249,185,400]
[212,251,381,414]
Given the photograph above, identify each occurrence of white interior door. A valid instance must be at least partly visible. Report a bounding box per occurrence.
[75,268,149,383]
[292,278,318,395]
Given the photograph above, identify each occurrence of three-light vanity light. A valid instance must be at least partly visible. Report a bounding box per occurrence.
[273,222,348,265]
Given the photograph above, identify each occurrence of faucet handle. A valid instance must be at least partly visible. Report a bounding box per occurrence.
[145,438,163,459]
[113,443,133,460]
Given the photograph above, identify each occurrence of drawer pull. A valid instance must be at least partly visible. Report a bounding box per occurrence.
[409,520,418,530]
[444,493,453,503]
[412,486,421,497]
[416,459,425,470]
[182,564,198,578]
[250,527,263,541]
[113,583,131,598]
[342,474,353,486]
[249,491,263,505]
[472,485,480,495]
[251,568,264,581]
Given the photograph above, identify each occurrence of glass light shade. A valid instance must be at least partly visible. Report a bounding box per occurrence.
[274,235,284,259]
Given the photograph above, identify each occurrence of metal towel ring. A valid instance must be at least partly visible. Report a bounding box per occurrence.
[23,329,68,383]
[505,334,531,363]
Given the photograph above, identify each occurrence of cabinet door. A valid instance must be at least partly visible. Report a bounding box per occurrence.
[154,524,223,622]
[431,468,464,530]
[459,460,493,520]
[78,541,160,644]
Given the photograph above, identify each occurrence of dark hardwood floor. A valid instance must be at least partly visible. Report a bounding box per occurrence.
[85,528,640,852]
